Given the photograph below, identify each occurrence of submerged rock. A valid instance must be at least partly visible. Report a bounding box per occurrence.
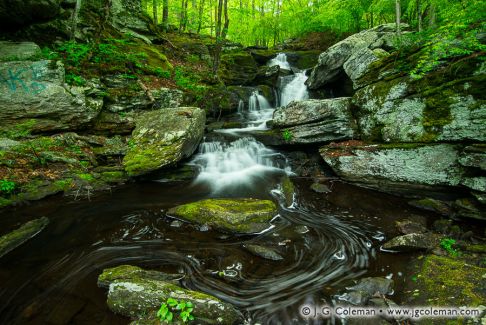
[0,217,49,259]
[167,198,277,233]
[347,277,394,296]
[320,143,464,196]
[280,175,295,207]
[272,98,357,144]
[98,265,241,324]
[310,182,331,194]
[408,198,453,216]
[396,219,427,235]
[382,233,440,252]
[243,244,284,261]
[123,107,205,176]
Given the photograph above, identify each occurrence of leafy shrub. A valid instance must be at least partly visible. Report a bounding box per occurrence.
[282,129,293,142]
[0,180,16,195]
[157,298,195,323]
[440,238,459,257]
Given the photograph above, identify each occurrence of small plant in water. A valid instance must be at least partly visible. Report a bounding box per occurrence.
[157,297,195,323]
[440,238,459,257]
[282,129,293,142]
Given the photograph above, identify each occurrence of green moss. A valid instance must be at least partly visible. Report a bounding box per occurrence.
[0,197,12,208]
[281,176,295,206]
[168,198,277,233]
[100,171,126,183]
[0,217,49,258]
[464,244,486,253]
[76,173,95,181]
[0,119,37,139]
[124,145,179,177]
[416,255,485,306]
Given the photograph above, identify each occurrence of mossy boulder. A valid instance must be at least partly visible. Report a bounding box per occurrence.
[98,265,242,324]
[406,255,486,309]
[167,198,277,233]
[218,51,258,85]
[284,51,321,70]
[0,217,49,259]
[123,107,205,176]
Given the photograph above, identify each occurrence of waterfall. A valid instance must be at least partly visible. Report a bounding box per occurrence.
[191,138,290,193]
[268,53,292,70]
[237,99,244,114]
[279,72,309,107]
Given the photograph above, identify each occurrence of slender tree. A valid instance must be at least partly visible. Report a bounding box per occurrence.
[153,0,159,25]
[162,0,169,31]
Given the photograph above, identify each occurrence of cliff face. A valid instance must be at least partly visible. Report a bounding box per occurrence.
[272,24,486,220]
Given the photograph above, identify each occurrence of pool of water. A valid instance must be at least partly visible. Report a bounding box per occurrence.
[0,176,429,324]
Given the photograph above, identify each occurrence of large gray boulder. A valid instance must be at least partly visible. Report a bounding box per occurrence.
[0,58,103,132]
[98,265,242,324]
[272,98,357,144]
[353,76,486,143]
[0,0,60,27]
[320,143,465,195]
[123,107,205,176]
[306,24,407,90]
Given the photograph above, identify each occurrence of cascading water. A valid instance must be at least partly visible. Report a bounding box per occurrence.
[193,53,310,191]
[279,71,309,107]
[191,138,290,193]
[268,53,292,70]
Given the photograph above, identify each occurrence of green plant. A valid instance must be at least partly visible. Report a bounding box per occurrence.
[0,179,16,195]
[440,238,459,257]
[282,129,293,142]
[157,298,195,323]
[65,72,86,86]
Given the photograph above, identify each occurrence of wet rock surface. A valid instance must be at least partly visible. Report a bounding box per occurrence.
[272,98,357,144]
[382,233,441,252]
[98,265,242,324]
[0,217,49,259]
[168,198,277,233]
[123,107,206,176]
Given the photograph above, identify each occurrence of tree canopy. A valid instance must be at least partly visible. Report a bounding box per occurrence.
[142,0,485,48]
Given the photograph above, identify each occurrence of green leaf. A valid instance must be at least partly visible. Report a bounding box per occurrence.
[167,297,178,307]
[166,311,173,322]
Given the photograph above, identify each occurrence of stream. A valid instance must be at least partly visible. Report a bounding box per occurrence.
[0,54,431,324]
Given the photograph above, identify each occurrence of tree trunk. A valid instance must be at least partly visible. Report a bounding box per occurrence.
[417,0,422,31]
[197,0,204,33]
[395,0,401,35]
[162,0,169,31]
[153,0,158,25]
[212,0,229,74]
